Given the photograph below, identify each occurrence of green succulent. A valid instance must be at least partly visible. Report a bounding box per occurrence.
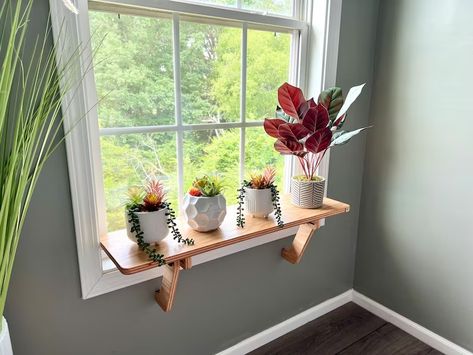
[191,175,225,197]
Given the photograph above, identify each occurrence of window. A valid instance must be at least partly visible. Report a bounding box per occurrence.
[49,0,341,299]
[89,10,293,233]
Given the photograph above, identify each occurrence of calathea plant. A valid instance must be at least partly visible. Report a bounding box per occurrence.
[264,82,370,208]
[236,167,283,228]
[126,179,194,266]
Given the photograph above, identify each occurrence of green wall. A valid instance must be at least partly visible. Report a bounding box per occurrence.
[4,1,379,354]
[354,0,473,351]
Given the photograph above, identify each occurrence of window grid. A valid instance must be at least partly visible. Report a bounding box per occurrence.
[96,12,300,213]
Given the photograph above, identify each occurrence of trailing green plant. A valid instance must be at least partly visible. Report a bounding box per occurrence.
[125,180,194,264]
[126,207,166,266]
[189,175,225,197]
[0,0,91,324]
[236,167,284,228]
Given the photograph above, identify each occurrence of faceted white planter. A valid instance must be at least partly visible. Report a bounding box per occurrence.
[291,176,326,208]
[244,187,273,218]
[0,317,13,355]
[183,194,226,232]
[125,208,169,244]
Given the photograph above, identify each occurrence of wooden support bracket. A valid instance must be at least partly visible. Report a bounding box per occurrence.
[281,222,320,264]
[155,258,191,311]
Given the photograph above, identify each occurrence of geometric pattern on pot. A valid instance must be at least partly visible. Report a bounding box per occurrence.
[291,177,326,209]
[183,194,227,232]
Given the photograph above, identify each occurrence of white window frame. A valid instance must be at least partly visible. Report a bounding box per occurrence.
[49,0,342,299]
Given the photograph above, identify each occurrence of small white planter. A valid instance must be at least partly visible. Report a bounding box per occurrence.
[244,187,273,218]
[125,208,169,244]
[183,194,226,232]
[0,317,13,355]
[291,176,326,208]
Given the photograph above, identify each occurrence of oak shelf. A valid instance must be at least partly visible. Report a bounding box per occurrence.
[100,194,349,311]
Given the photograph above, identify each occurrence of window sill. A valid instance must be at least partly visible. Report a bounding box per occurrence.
[90,195,349,303]
[89,224,302,299]
[101,194,349,275]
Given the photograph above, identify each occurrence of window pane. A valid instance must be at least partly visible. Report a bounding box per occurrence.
[100,133,177,232]
[245,127,285,191]
[246,29,291,121]
[243,0,294,16]
[180,22,241,124]
[183,129,240,204]
[90,12,174,128]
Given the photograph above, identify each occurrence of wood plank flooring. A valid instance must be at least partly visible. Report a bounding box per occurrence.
[250,302,443,355]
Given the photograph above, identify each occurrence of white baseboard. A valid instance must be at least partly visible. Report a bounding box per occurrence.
[216,290,353,355]
[352,291,472,355]
[217,289,472,355]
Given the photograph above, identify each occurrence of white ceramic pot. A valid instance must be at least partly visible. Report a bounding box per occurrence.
[183,194,226,232]
[244,187,273,218]
[0,317,13,355]
[125,208,169,244]
[291,176,326,208]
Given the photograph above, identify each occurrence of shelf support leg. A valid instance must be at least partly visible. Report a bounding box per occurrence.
[155,258,192,312]
[281,222,319,264]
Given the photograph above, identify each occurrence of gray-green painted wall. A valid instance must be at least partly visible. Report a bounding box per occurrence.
[4,0,379,354]
[354,0,473,351]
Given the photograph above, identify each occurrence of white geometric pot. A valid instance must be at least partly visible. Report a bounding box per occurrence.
[183,194,226,232]
[291,176,326,208]
[244,187,273,218]
[0,317,13,355]
[125,208,169,244]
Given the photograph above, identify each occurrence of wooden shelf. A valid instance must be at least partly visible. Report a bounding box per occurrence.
[100,194,349,311]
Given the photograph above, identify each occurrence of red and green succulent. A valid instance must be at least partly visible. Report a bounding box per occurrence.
[264,82,370,180]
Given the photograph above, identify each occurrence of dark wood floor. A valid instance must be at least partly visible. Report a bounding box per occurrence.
[250,302,443,355]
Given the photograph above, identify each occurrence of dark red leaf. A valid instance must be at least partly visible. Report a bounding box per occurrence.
[263,118,286,139]
[278,82,306,119]
[278,123,310,141]
[302,105,330,133]
[297,98,316,118]
[274,139,306,156]
[305,127,333,154]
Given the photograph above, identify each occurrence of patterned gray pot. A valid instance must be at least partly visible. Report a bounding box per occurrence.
[183,194,227,232]
[291,176,326,208]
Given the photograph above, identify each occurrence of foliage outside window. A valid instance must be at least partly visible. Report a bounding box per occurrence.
[89,3,295,233]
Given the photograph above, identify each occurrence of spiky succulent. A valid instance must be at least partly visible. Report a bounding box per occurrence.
[125,179,166,212]
[248,166,276,189]
[143,179,166,211]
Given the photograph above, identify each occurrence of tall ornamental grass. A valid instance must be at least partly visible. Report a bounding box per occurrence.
[0,0,84,323]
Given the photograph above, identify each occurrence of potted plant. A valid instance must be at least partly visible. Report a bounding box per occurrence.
[126,179,194,265]
[183,175,226,232]
[236,167,284,228]
[264,82,370,208]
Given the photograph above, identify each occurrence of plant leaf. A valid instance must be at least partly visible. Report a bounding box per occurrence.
[278,82,305,119]
[332,113,346,129]
[302,105,329,133]
[334,83,365,121]
[305,127,332,153]
[330,126,371,147]
[263,118,286,138]
[297,98,316,118]
[318,87,344,122]
[278,123,309,141]
[274,139,306,157]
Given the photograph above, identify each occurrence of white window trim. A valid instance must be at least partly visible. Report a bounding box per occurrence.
[49,0,342,299]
